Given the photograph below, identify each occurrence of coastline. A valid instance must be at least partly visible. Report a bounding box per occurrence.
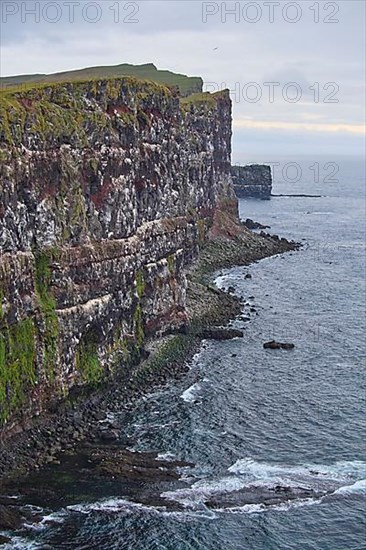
[0,215,298,498]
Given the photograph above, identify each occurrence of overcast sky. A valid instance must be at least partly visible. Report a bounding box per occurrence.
[1,0,365,160]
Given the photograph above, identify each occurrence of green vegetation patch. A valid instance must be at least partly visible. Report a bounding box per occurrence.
[0,318,36,424]
[0,76,173,147]
[180,89,229,113]
[167,254,176,275]
[135,270,145,300]
[0,62,203,97]
[180,92,217,111]
[132,334,195,383]
[75,338,104,387]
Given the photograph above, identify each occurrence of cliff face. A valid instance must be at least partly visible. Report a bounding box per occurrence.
[231,164,272,199]
[0,78,233,431]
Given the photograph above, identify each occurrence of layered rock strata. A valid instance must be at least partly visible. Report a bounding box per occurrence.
[231,164,272,199]
[0,78,233,431]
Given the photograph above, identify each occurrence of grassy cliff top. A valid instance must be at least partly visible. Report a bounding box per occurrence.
[180,90,230,109]
[0,76,228,148]
[0,75,172,101]
[0,76,173,146]
[0,63,203,97]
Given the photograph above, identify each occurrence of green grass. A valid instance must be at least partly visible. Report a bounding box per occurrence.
[75,339,104,386]
[132,334,195,383]
[0,318,36,424]
[167,254,176,275]
[0,63,203,97]
[0,76,175,146]
[180,92,216,106]
[181,89,229,110]
[135,270,145,300]
[0,72,226,148]
[0,250,61,425]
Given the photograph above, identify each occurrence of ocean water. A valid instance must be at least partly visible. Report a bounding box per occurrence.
[2,157,365,549]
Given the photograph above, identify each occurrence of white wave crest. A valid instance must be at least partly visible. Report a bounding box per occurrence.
[180,382,202,403]
[214,497,321,516]
[161,476,247,506]
[228,457,366,482]
[67,498,160,515]
[0,537,43,549]
[333,479,366,495]
[67,497,218,521]
[163,458,366,512]
[227,457,366,497]
[157,452,177,462]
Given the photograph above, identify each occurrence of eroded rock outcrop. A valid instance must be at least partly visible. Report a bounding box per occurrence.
[231,164,272,199]
[0,78,233,431]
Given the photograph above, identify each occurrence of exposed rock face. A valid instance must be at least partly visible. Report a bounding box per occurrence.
[243,218,270,230]
[263,341,295,350]
[231,164,272,199]
[0,78,233,431]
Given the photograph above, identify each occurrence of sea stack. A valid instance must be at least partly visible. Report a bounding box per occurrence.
[231,164,272,199]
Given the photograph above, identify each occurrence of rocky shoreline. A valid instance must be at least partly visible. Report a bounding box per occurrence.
[0,217,298,536]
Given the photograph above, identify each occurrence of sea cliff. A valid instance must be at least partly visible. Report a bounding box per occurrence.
[0,78,234,432]
[0,75,300,487]
[231,164,272,199]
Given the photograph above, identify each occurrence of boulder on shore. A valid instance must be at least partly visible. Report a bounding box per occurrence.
[244,218,270,230]
[0,504,23,530]
[231,165,272,199]
[263,340,295,350]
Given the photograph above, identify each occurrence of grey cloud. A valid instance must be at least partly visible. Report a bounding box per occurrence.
[0,0,364,157]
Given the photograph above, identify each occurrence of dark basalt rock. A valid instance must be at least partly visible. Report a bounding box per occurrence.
[99,429,119,442]
[231,165,272,199]
[205,485,325,509]
[244,218,270,230]
[281,342,295,350]
[0,503,23,530]
[263,340,295,350]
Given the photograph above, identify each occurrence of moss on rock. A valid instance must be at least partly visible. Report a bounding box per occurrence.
[0,318,36,424]
[75,339,104,387]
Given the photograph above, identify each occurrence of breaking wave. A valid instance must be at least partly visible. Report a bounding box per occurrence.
[180,382,202,403]
[160,458,366,513]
